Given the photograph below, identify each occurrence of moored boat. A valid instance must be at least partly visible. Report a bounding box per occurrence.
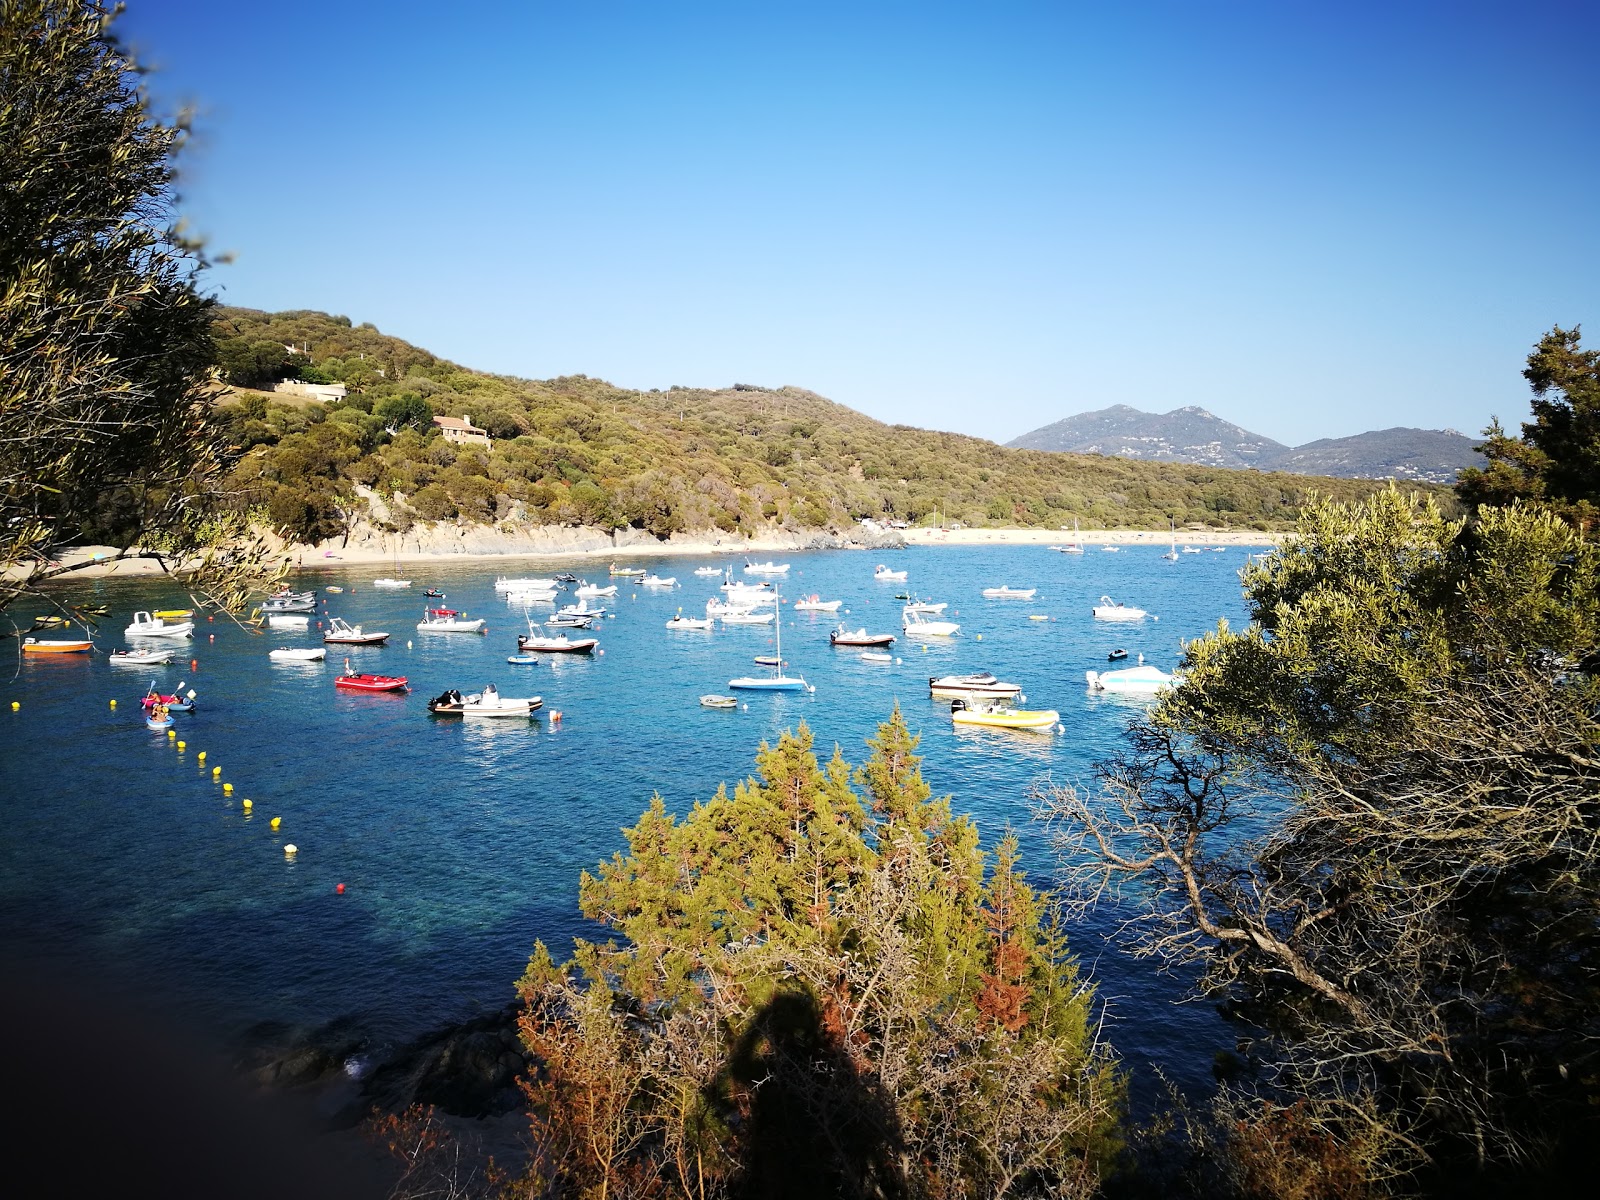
[152,608,194,620]
[700,694,738,708]
[949,698,1060,731]
[861,651,894,664]
[981,586,1036,599]
[721,611,775,625]
[1091,595,1149,621]
[575,581,619,598]
[902,599,947,614]
[693,566,723,577]
[335,671,409,693]
[495,577,559,593]
[22,637,92,655]
[372,578,412,589]
[792,595,842,612]
[125,611,194,638]
[426,687,541,717]
[416,608,487,633]
[928,673,1024,700]
[666,615,714,630]
[830,626,895,647]
[743,561,790,575]
[517,634,599,654]
[323,617,390,645]
[902,608,959,637]
[270,647,326,661]
[729,595,811,692]
[873,564,908,581]
[263,595,316,613]
[640,574,677,588]
[108,647,174,666]
[1085,661,1179,693]
[267,613,310,628]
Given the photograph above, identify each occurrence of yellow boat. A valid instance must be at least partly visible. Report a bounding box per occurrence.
[949,699,1060,731]
[153,608,194,619]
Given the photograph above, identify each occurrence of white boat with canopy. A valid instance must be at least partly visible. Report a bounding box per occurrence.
[126,611,194,638]
[1092,595,1149,621]
[902,607,959,637]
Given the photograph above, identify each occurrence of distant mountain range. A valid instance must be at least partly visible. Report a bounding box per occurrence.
[1005,405,1483,484]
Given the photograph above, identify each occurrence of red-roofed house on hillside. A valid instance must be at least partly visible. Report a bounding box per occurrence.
[433,414,490,447]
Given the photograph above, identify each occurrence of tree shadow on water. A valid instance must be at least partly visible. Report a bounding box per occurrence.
[726,989,908,1200]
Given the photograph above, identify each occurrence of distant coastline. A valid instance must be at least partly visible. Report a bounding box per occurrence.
[36,524,1284,581]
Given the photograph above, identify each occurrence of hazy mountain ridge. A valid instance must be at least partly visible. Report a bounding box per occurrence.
[1007,406,1482,483]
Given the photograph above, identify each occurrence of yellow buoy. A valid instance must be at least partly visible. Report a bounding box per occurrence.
[211,766,221,777]
[168,730,176,740]
[109,699,117,708]
[270,817,281,829]
[223,782,233,794]
[197,751,206,762]
[976,633,983,641]
[241,798,251,809]
[9,701,17,711]
[177,741,185,751]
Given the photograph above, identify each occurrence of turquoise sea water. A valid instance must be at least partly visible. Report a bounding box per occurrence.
[1,544,1256,1097]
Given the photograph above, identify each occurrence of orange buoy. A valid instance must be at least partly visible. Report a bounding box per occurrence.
[336,883,345,895]
[190,658,198,671]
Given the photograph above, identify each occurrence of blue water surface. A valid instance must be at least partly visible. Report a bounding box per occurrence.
[1,543,1258,1099]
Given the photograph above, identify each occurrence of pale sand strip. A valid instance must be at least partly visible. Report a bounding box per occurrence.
[32,526,1282,581]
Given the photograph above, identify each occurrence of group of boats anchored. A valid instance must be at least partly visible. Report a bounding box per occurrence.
[27,547,1189,734]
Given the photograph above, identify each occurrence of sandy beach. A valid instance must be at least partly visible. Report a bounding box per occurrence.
[33,524,1283,582]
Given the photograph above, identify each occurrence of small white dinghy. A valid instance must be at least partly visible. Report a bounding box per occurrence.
[575,581,619,598]
[861,652,894,664]
[267,613,310,628]
[372,578,412,589]
[693,566,723,577]
[640,574,678,588]
[666,615,714,630]
[416,609,487,633]
[981,586,1037,599]
[109,648,176,667]
[873,564,908,581]
[743,561,791,575]
[270,647,327,662]
[792,595,843,612]
[722,611,776,625]
[700,694,738,708]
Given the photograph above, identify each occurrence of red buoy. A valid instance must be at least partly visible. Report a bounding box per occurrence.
[190,658,198,671]
[335,883,345,895]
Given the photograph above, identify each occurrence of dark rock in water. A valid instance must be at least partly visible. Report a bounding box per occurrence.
[236,1017,370,1088]
[358,1005,528,1120]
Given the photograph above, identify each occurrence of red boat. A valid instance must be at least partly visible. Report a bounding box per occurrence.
[426,607,459,617]
[335,672,409,693]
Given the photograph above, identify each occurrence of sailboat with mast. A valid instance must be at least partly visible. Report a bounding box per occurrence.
[1161,520,1179,561]
[1058,518,1085,554]
[728,592,813,692]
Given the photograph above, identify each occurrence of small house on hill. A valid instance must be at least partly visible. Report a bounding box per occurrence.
[273,380,347,403]
[433,414,490,447]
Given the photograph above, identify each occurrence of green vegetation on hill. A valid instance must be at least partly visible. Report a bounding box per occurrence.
[212,307,1434,544]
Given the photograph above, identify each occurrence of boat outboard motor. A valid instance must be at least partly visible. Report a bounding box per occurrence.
[950,698,968,713]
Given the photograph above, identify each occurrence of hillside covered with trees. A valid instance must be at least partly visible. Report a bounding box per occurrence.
[212,307,1424,545]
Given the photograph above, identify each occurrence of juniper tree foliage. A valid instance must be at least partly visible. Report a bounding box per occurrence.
[1041,489,1600,1187]
[517,711,1122,1200]
[1457,326,1600,533]
[0,0,273,612]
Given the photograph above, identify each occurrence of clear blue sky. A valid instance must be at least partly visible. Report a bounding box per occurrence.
[121,0,1599,447]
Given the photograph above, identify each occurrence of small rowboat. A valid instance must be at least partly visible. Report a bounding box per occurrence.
[335,672,409,693]
[665,616,713,630]
[109,648,175,666]
[264,596,316,613]
[700,694,738,709]
[830,627,895,647]
[142,687,194,712]
[861,652,894,664]
[506,654,541,665]
[981,586,1036,599]
[33,615,69,628]
[950,699,1060,731]
[517,634,599,654]
[721,611,775,625]
[145,708,173,731]
[792,595,843,612]
[325,586,343,594]
[270,647,326,661]
[22,637,92,654]
[754,655,787,666]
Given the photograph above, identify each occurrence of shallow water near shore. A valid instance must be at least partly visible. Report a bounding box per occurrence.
[3,543,1257,1104]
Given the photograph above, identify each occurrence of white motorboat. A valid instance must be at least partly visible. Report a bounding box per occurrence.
[108,648,176,667]
[640,574,678,588]
[729,596,811,692]
[270,647,327,661]
[427,687,542,717]
[666,615,714,630]
[546,613,595,628]
[700,694,738,708]
[517,634,599,654]
[706,598,763,618]
[1183,545,1204,554]
[323,616,390,645]
[981,586,1037,599]
[609,563,648,578]
[861,652,894,664]
[743,561,791,575]
[417,609,487,633]
[1092,595,1149,621]
[722,611,775,625]
[792,595,842,612]
[902,608,959,637]
[263,595,316,613]
[929,673,1024,700]
[125,611,194,638]
[267,613,310,628]
[693,566,723,577]
[902,600,947,615]
[874,564,908,582]
[504,588,558,604]
[495,577,559,593]
[575,581,619,598]
[1086,659,1179,693]
[1101,545,1119,553]
[372,578,412,589]
[558,600,607,618]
